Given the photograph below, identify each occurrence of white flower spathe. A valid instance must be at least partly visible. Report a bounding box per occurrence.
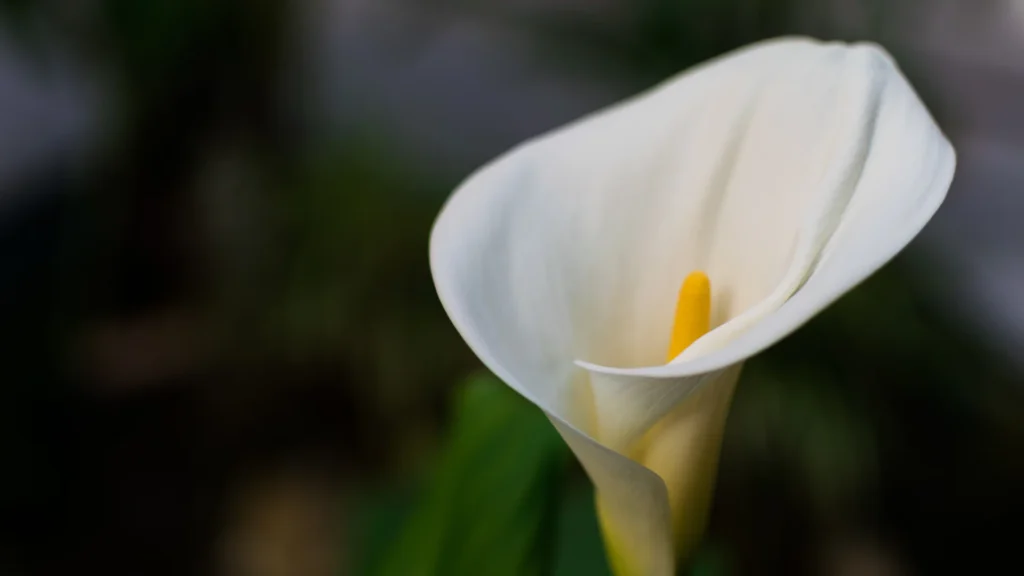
[430,37,955,576]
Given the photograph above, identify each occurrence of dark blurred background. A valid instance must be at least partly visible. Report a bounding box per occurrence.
[2,1,1023,575]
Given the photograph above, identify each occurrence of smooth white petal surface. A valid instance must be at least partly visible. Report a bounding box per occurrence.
[431,36,954,575]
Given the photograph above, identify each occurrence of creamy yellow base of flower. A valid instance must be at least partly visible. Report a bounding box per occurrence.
[636,366,740,558]
[597,497,643,576]
[597,271,739,573]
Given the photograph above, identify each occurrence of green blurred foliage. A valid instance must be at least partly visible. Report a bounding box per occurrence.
[358,374,570,576]
[551,486,613,576]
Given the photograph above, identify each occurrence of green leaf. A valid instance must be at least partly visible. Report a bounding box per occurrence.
[373,373,571,576]
[552,482,613,576]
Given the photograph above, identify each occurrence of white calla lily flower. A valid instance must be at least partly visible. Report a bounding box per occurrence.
[430,37,955,575]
